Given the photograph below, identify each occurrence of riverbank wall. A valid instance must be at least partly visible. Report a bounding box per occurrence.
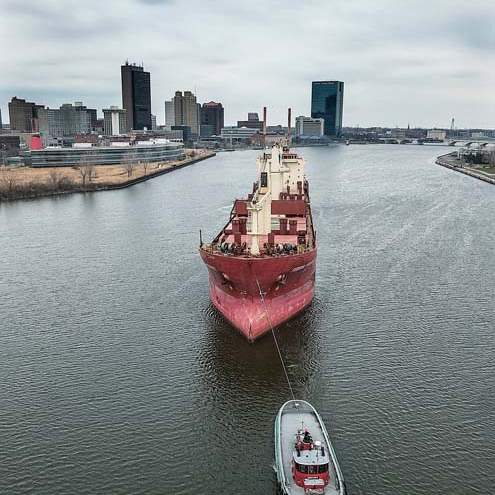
[97,152,215,191]
[0,152,216,202]
[436,152,495,186]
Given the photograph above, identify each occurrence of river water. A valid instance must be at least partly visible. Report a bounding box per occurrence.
[1,145,494,495]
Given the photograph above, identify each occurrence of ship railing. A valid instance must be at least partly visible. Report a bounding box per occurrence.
[207,242,314,257]
[211,203,237,245]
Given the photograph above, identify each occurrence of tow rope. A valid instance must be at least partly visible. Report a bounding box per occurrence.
[255,277,296,401]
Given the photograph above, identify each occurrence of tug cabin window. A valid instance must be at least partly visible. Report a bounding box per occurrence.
[295,463,329,474]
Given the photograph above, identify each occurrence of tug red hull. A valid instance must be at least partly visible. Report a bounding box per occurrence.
[200,248,316,341]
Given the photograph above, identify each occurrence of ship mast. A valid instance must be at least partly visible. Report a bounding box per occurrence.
[287,107,291,146]
[249,107,271,255]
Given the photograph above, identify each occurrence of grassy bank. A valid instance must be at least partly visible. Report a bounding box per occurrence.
[436,152,495,186]
[0,150,215,202]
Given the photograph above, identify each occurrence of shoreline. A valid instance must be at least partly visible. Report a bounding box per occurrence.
[0,151,216,202]
[436,152,495,186]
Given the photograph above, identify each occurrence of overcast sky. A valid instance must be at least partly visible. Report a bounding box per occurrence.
[1,0,494,128]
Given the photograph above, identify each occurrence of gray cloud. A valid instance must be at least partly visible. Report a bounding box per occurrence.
[1,0,494,128]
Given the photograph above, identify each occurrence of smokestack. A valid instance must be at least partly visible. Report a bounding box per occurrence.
[287,108,292,143]
[262,106,267,148]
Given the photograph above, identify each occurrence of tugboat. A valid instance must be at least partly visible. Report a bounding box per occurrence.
[275,400,345,494]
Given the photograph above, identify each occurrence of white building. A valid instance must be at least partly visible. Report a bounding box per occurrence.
[295,116,324,137]
[103,107,128,136]
[427,129,447,140]
[165,100,175,126]
[221,126,259,141]
[471,131,488,139]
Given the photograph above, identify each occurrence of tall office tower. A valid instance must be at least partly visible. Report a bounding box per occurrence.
[103,107,129,136]
[0,108,2,129]
[311,81,344,137]
[8,97,41,132]
[200,101,224,137]
[59,103,91,135]
[121,62,152,130]
[172,91,199,137]
[165,100,175,126]
[74,102,98,130]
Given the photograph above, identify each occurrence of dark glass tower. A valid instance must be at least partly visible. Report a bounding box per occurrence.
[311,81,344,137]
[201,101,224,136]
[121,62,152,131]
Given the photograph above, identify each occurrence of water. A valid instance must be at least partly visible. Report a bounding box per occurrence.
[1,145,494,494]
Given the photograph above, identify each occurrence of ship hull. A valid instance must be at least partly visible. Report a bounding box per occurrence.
[200,249,316,341]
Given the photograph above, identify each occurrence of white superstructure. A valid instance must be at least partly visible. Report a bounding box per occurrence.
[247,143,306,255]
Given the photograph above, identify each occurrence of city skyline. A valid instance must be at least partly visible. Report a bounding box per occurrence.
[1,0,495,129]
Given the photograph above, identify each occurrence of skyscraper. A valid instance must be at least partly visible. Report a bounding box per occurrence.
[200,101,224,137]
[164,100,175,126]
[121,62,152,131]
[74,102,98,130]
[172,91,199,137]
[8,97,42,132]
[103,107,129,136]
[311,81,344,137]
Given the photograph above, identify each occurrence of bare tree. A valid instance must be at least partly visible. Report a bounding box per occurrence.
[77,164,93,188]
[142,160,149,175]
[58,175,75,191]
[125,162,135,177]
[121,149,137,178]
[48,169,62,190]
[0,169,18,198]
[75,147,98,188]
[87,165,96,182]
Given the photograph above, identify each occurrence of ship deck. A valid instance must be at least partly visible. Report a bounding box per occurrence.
[222,217,307,246]
[206,187,315,258]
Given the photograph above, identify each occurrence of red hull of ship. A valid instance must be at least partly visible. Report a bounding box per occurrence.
[200,249,316,341]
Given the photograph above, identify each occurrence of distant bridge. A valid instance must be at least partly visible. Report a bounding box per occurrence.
[448,139,495,147]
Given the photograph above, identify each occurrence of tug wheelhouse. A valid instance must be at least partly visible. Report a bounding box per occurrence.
[292,430,330,492]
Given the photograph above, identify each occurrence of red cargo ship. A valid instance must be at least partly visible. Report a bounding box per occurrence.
[199,139,316,341]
